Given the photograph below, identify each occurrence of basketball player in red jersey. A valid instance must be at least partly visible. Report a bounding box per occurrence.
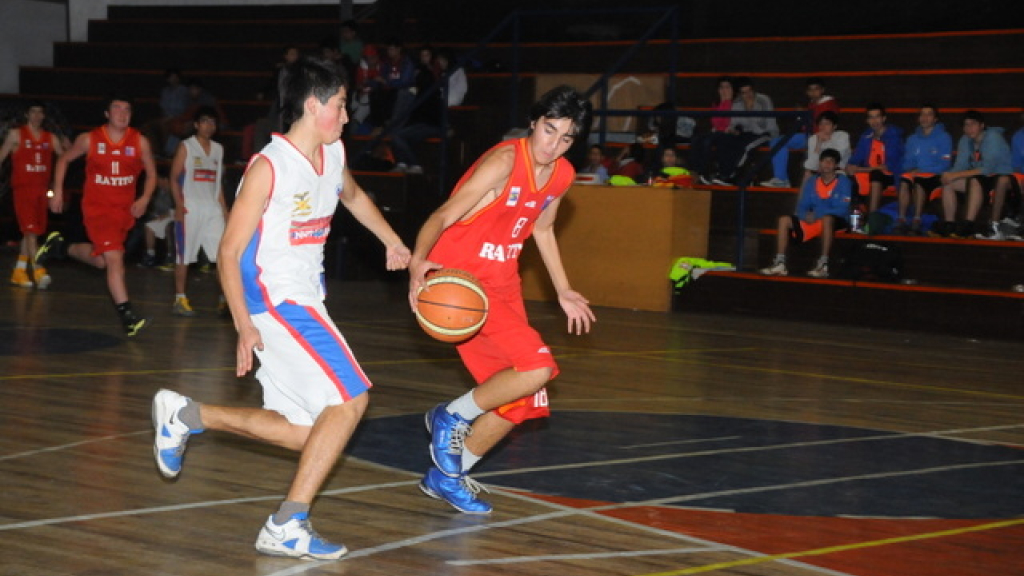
[0,101,65,288]
[408,85,596,513]
[41,95,158,336]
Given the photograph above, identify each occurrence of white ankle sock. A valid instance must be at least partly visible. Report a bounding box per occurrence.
[447,391,484,421]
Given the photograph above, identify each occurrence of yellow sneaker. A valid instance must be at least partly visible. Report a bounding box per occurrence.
[172,296,198,317]
[33,266,52,289]
[10,267,33,288]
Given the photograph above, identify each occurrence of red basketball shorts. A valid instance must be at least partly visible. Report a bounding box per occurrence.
[83,204,135,256]
[456,287,558,424]
[13,184,48,235]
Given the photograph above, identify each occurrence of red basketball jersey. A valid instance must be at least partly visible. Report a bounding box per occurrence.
[10,125,55,191]
[83,126,144,210]
[429,138,576,291]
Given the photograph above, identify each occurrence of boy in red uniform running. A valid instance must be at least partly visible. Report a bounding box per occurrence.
[0,101,66,288]
[408,85,597,514]
[40,95,158,336]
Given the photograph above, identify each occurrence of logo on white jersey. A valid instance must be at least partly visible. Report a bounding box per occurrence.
[292,191,313,217]
[506,186,521,206]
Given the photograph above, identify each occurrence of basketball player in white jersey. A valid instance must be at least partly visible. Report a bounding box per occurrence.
[151,56,410,560]
[168,106,226,316]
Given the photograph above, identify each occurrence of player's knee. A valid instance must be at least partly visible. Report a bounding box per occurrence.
[523,366,553,391]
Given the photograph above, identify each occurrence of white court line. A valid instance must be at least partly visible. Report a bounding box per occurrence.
[0,430,149,462]
[621,436,741,449]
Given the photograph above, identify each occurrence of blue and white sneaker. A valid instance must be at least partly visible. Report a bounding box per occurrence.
[419,467,493,515]
[254,512,348,560]
[425,403,472,477]
[152,389,202,478]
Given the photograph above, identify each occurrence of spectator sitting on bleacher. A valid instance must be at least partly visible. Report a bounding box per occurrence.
[338,20,363,82]
[611,143,646,181]
[800,111,850,186]
[351,44,382,134]
[578,144,610,184]
[892,105,952,236]
[845,103,904,229]
[388,47,467,174]
[1008,109,1024,240]
[369,39,416,132]
[933,110,1013,240]
[690,76,735,186]
[760,148,852,279]
[761,77,840,188]
[438,48,467,107]
[712,76,778,186]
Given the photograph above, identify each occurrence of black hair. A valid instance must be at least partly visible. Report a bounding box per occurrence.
[733,76,753,91]
[806,76,826,88]
[819,148,841,163]
[866,102,886,116]
[920,103,940,118]
[193,106,218,123]
[528,85,591,139]
[340,19,358,32]
[281,56,348,127]
[104,93,133,111]
[817,110,839,126]
[26,99,46,112]
[964,109,986,125]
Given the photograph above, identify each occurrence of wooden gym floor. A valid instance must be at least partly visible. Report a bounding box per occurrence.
[1,254,1022,576]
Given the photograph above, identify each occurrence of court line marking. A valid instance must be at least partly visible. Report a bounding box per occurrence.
[487,490,860,576]
[621,436,742,449]
[3,424,1019,576]
[0,430,149,462]
[632,518,1024,576]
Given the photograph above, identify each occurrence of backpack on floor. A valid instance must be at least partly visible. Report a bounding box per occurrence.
[836,242,903,282]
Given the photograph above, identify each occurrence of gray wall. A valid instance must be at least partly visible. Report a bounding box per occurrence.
[0,0,68,93]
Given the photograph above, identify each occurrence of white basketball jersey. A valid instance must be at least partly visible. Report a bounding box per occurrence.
[181,135,223,209]
[241,135,345,314]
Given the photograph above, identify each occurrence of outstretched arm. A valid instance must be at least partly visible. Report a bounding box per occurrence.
[532,195,595,335]
[339,167,410,271]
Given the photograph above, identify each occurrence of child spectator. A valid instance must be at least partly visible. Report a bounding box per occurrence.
[760,149,852,279]
[893,105,952,235]
[934,110,1013,240]
[845,103,904,227]
[690,76,735,185]
[800,111,851,185]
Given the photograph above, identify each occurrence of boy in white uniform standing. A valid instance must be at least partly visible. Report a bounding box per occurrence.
[168,106,226,316]
[151,57,411,560]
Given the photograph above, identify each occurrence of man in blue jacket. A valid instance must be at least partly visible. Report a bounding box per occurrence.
[934,110,1013,240]
[760,148,852,279]
[894,105,952,235]
[845,103,904,229]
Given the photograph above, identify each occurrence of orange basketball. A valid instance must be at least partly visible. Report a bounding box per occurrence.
[415,268,488,343]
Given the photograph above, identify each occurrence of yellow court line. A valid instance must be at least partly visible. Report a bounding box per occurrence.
[638,517,1024,576]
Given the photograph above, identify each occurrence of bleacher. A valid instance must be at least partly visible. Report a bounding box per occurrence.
[3,3,1022,337]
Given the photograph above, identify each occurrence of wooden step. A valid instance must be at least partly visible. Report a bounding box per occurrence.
[674,271,1024,340]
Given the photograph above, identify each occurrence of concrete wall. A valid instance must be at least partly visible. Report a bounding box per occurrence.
[0,0,68,93]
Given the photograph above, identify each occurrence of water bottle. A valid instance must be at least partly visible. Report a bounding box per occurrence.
[850,207,863,233]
